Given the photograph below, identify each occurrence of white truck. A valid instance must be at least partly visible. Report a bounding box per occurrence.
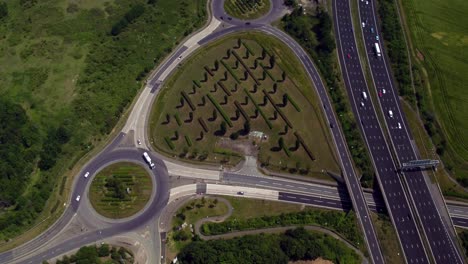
[374,43,381,57]
[143,152,155,169]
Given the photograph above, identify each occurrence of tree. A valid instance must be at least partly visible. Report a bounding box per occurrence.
[242,121,251,135]
[230,131,240,140]
[218,121,227,136]
[269,55,276,68]
[0,2,8,19]
[98,244,110,257]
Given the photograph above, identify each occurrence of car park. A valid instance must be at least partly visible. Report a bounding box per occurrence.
[84,172,90,178]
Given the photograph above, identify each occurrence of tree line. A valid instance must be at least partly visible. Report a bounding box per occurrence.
[177,227,361,264]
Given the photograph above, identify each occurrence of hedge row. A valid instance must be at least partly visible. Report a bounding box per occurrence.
[175,113,182,126]
[193,80,201,88]
[285,93,301,112]
[218,81,232,96]
[243,88,272,129]
[181,91,196,111]
[185,135,192,147]
[262,90,292,128]
[220,60,241,84]
[232,50,260,85]
[259,62,276,82]
[234,100,250,121]
[164,136,175,150]
[204,66,214,77]
[198,117,209,132]
[242,41,256,56]
[294,132,315,160]
[207,94,233,127]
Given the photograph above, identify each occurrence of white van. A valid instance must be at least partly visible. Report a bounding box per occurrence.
[388,110,394,118]
[362,92,368,100]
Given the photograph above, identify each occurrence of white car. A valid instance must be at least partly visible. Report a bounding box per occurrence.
[360,102,365,107]
[362,22,366,28]
[388,110,394,118]
[366,1,369,4]
[76,195,81,202]
[137,139,141,145]
[376,35,379,40]
[382,89,386,94]
[398,122,402,129]
[84,172,90,178]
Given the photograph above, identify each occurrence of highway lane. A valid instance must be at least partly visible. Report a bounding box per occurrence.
[256,25,385,263]
[333,0,430,262]
[357,1,464,262]
[224,172,468,225]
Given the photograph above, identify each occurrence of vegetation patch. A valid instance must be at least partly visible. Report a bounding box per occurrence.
[89,162,152,219]
[177,228,361,264]
[401,0,468,186]
[0,0,207,243]
[224,0,271,20]
[201,209,363,248]
[43,243,133,264]
[150,32,339,178]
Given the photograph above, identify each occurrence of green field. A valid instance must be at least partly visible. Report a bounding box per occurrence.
[224,0,271,20]
[0,0,207,245]
[89,162,152,219]
[150,32,339,178]
[402,0,468,184]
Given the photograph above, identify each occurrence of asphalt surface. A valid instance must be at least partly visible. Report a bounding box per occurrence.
[333,0,431,263]
[224,172,468,226]
[357,1,464,263]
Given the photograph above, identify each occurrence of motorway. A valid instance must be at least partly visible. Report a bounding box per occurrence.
[333,0,430,263]
[357,0,464,263]
[1,1,466,263]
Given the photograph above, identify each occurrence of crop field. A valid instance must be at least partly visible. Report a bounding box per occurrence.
[89,162,152,219]
[224,0,271,20]
[402,0,468,183]
[150,32,339,178]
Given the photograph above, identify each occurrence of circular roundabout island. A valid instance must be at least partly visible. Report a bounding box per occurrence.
[89,162,153,219]
[224,0,272,20]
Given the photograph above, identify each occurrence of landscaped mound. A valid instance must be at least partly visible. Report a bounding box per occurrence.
[150,33,339,177]
[89,162,152,219]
